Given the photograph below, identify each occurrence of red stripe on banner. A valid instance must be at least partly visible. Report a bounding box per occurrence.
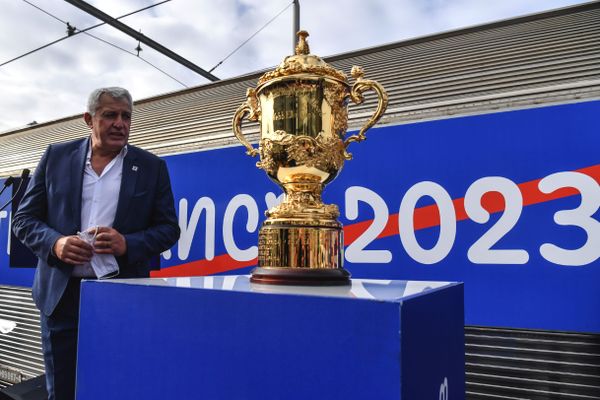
[151,253,257,278]
[152,164,600,278]
[345,164,599,244]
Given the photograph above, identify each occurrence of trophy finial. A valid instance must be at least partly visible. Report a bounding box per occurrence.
[295,30,310,55]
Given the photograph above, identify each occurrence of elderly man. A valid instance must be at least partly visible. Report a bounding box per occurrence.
[13,87,180,400]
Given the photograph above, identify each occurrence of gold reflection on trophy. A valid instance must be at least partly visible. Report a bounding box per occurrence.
[233,31,388,285]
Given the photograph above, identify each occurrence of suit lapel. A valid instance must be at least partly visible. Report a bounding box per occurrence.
[113,148,138,231]
[70,138,88,232]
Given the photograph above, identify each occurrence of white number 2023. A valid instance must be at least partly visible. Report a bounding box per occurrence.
[344,171,600,266]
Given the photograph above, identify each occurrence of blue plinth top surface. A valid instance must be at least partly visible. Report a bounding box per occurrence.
[89,275,459,302]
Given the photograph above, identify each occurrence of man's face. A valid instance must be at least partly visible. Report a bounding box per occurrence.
[85,94,132,154]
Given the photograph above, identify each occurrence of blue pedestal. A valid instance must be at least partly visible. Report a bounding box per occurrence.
[76,276,464,400]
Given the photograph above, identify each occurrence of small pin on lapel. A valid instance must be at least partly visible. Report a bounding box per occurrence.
[132,166,138,172]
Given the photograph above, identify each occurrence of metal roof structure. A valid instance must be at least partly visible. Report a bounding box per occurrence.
[1,2,599,179]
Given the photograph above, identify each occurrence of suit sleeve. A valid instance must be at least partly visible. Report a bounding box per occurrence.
[122,159,180,264]
[12,145,63,265]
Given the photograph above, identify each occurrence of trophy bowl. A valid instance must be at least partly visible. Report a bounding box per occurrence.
[233,31,388,285]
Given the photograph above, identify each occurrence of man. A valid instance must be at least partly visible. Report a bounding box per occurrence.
[12,87,180,400]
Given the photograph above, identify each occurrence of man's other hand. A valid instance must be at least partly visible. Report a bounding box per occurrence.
[94,227,127,256]
[53,236,93,265]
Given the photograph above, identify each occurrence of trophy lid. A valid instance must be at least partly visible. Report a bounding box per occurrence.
[257,31,348,87]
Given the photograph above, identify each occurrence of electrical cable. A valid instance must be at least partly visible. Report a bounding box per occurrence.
[83,30,187,87]
[0,177,14,198]
[2,1,186,87]
[22,0,172,26]
[0,35,69,67]
[22,0,66,24]
[208,1,294,73]
[0,169,30,213]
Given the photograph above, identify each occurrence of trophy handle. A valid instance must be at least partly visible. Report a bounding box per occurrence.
[232,88,260,157]
[343,66,389,159]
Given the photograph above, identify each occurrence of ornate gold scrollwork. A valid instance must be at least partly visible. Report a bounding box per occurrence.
[257,32,347,87]
[343,66,389,159]
[257,132,345,176]
[323,81,349,136]
[232,88,261,158]
[267,190,340,220]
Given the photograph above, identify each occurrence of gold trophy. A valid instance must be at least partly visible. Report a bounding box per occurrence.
[233,31,388,285]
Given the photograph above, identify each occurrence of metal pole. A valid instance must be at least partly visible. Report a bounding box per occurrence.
[64,0,219,82]
[293,0,300,53]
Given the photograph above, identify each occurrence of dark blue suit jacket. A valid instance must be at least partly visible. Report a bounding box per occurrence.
[13,137,180,316]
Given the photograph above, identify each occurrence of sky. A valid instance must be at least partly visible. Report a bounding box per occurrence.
[0,0,589,132]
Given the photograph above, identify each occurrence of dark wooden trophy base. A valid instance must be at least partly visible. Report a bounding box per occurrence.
[250,267,351,286]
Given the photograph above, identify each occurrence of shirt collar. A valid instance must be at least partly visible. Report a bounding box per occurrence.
[86,139,128,163]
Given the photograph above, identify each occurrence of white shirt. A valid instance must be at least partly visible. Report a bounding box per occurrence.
[71,143,127,277]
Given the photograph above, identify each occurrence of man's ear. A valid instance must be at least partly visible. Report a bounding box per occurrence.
[83,112,93,128]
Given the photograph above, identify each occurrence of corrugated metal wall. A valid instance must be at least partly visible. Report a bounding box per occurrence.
[466,327,600,399]
[0,3,599,398]
[0,286,43,388]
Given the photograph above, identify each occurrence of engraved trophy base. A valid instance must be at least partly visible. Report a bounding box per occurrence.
[252,218,351,286]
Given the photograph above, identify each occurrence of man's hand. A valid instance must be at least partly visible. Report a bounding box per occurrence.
[53,236,93,265]
[94,227,127,256]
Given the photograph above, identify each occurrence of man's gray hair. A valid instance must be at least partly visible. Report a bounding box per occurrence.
[87,87,133,115]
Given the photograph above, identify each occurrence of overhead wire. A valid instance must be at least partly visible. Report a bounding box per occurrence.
[23,0,173,33]
[2,1,187,87]
[0,36,69,68]
[208,1,294,73]
[83,30,187,87]
[21,0,66,24]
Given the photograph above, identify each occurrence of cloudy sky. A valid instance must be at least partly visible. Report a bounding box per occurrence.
[0,0,587,132]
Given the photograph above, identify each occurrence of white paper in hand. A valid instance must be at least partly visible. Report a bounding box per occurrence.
[78,227,120,279]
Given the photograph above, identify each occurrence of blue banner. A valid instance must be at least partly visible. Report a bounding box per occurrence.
[0,182,35,287]
[2,100,599,332]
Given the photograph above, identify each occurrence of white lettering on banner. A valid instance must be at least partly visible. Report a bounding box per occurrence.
[163,170,599,267]
[399,181,456,264]
[345,186,392,263]
[539,171,600,266]
[178,197,215,261]
[265,192,284,210]
[223,194,258,261]
[439,377,449,400]
[0,211,8,255]
[465,177,529,264]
